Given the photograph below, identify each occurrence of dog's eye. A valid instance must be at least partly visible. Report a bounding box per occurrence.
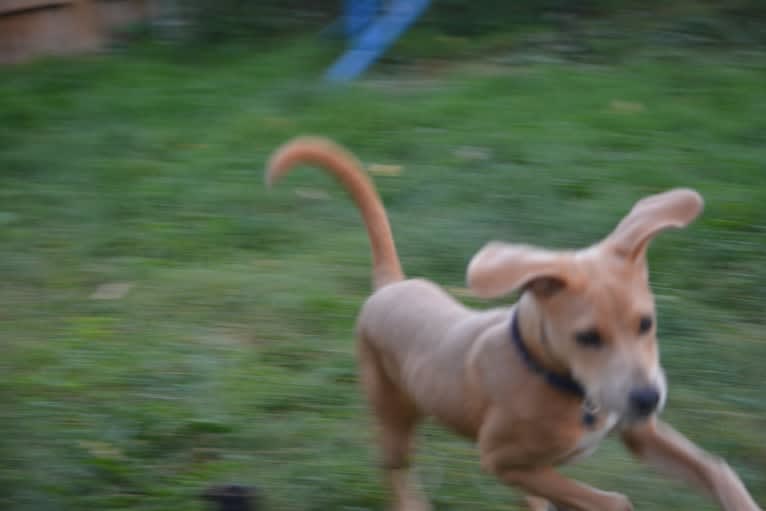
[575,329,602,348]
[638,316,653,335]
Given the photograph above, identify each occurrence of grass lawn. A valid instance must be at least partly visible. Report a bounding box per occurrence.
[1,32,765,510]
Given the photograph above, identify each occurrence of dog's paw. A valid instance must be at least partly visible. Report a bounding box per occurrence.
[604,492,633,511]
[401,495,433,511]
[524,495,555,511]
[393,492,432,511]
[394,500,432,511]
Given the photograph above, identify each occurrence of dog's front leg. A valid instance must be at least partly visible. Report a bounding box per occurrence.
[621,418,762,511]
[479,413,632,511]
[481,442,631,511]
[494,466,632,511]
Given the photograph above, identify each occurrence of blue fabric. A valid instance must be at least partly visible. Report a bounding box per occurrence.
[326,0,431,81]
[344,0,378,38]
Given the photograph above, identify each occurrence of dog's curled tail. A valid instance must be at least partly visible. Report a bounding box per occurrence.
[266,136,404,290]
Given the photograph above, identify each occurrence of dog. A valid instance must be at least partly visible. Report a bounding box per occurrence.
[266,136,762,511]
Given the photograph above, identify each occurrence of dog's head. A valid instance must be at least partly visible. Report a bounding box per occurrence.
[467,189,703,424]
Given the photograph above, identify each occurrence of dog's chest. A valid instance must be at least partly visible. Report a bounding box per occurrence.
[564,411,619,463]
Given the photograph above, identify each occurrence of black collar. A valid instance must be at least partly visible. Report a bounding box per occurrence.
[509,310,586,398]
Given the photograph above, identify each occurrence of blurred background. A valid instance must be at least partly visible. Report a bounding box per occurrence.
[1,1,765,510]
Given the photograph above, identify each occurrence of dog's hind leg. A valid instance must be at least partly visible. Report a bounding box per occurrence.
[358,338,431,511]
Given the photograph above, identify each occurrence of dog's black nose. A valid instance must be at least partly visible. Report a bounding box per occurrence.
[629,387,660,417]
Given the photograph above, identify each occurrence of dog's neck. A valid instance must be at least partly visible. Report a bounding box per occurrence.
[515,293,571,377]
[514,294,602,427]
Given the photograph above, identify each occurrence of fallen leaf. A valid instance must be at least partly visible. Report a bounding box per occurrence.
[445,286,475,298]
[454,146,492,161]
[89,282,133,300]
[79,440,123,459]
[368,164,403,176]
[609,99,645,113]
[295,188,330,200]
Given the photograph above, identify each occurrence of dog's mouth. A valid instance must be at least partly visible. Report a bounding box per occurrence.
[577,361,667,425]
[583,398,651,428]
[581,385,664,426]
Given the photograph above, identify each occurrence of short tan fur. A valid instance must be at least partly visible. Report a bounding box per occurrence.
[267,136,761,511]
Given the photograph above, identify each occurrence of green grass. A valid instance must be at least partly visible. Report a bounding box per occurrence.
[1,33,766,511]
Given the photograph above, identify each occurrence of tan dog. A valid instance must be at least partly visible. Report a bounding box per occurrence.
[266,137,761,511]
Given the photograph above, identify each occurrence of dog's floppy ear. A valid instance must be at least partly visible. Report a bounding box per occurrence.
[467,242,576,299]
[606,188,703,262]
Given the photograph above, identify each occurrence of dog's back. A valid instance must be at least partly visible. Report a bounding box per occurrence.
[358,278,509,436]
